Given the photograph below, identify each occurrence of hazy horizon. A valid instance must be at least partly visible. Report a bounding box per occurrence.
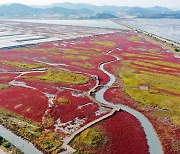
[0,0,180,9]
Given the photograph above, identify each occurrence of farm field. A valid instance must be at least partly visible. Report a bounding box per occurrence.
[0,21,179,154]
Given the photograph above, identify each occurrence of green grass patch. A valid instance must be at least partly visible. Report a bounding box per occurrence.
[72,128,102,146]
[141,60,180,69]
[24,69,89,85]
[72,62,93,69]
[0,84,10,90]
[124,53,160,59]
[118,60,180,126]
[57,97,69,104]
[2,61,44,70]
[35,131,63,153]
[170,116,180,126]
[133,61,179,71]
[64,55,90,61]
[91,41,116,47]
[128,36,142,43]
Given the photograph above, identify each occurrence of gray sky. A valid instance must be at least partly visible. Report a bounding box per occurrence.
[0,0,180,9]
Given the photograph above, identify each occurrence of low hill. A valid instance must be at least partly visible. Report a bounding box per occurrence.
[0,3,179,19]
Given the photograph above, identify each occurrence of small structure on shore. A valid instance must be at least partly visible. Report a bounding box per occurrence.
[139,86,149,91]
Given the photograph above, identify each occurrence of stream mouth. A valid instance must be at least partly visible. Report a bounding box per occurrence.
[95,56,163,154]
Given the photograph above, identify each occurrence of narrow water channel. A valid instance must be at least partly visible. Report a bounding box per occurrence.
[0,125,42,154]
[95,59,163,154]
[0,52,163,154]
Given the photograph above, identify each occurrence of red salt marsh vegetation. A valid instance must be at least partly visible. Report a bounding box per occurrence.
[0,33,121,153]
[103,33,180,153]
[54,90,99,123]
[0,32,179,153]
[0,86,48,122]
[70,111,149,154]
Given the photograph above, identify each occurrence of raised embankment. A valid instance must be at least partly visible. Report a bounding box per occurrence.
[111,19,180,48]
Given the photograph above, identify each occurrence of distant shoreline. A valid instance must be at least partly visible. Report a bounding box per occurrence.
[110,19,180,55]
[111,19,180,48]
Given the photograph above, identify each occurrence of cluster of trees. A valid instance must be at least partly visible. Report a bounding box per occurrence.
[0,136,22,154]
[175,48,180,52]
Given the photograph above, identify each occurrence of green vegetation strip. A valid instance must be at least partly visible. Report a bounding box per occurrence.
[0,108,64,153]
[118,60,180,126]
[1,61,44,69]
[70,128,103,153]
[57,97,69,104]
[91,41,116,47]
[23,69,89,84]
[0,84,10,90]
